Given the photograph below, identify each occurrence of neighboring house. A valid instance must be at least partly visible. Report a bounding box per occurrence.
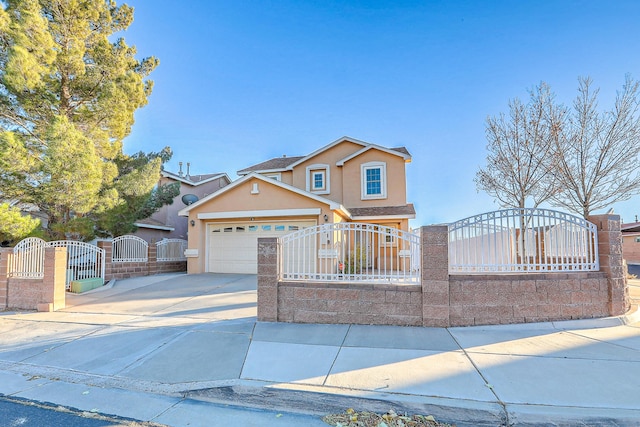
[134,166,231,242]
[179,136,415,274]
[622,221,640,265]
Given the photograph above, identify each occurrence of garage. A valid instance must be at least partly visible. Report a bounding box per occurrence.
[207,221,315,274]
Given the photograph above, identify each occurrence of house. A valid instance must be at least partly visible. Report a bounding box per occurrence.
[622,221,640,265]
[134,164,231,242]
[179,136,415,274]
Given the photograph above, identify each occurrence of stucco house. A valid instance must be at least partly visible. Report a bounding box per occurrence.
[134,165,231,242]
[622,221,640,265]
[179,136,415,274]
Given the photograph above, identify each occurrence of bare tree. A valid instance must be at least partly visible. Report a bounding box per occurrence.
[551,76,640,218]
[476,83,563,209]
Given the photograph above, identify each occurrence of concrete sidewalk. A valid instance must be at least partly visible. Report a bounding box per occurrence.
[1,273,640,426]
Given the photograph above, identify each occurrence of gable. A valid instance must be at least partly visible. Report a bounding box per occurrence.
[179,173,346,218]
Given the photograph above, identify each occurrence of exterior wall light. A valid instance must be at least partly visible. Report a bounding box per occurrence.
[190,220,195,227]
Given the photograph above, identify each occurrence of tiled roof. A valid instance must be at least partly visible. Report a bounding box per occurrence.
[237,156,305,174]
[622,222,640,233]
[390,146,411,157]
[162,170,226,184]
[348,204,416,218]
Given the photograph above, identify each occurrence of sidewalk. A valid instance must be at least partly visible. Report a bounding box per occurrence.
[1,273,640,427]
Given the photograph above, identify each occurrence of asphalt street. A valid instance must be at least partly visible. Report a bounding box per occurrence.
[0,395,166,427]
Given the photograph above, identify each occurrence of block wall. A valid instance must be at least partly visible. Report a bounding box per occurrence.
[6,247,66,311]
[258,214,629,327]
[98,240,186,281]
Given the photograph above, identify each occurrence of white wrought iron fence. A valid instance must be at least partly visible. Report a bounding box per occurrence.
[280,222,421,284]
[47,240,105,287]
[10,238,105,289]
[156,239,187,261]
[448,208,599,273]
[112,235,148,262]
[10,237,46,279]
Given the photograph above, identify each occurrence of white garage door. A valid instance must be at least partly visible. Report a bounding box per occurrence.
[207,221,315,274]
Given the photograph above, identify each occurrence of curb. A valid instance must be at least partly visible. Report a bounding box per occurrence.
[183,385,507,427]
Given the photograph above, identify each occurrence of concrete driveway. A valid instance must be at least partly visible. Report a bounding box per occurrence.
[65,273,257,319]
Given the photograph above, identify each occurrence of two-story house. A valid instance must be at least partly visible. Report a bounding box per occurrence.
[179,136,415,274]
[134,165,231,242]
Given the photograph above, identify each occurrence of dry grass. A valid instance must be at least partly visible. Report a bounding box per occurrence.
[323,408,455,427]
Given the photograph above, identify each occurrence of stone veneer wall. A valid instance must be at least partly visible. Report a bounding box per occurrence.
[448,273,609,326]
[257,213,629,327]
[277,282,423,325]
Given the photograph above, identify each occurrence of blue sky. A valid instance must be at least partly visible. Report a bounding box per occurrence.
[121,0,640,226]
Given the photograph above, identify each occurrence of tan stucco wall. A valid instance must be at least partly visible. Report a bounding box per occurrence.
[341,149,407,208]
[186,177,332,274]
[291,140,364,204]
[287,141,408,209]
[623,234,640,264]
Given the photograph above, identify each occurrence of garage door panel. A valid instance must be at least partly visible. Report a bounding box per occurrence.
[208,221,314,274]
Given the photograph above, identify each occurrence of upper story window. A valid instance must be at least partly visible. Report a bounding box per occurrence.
[361,161,387,200]
[312,171,326,190]
[306,164,330,195]
[264,173,281,181]
[635,236,640,243]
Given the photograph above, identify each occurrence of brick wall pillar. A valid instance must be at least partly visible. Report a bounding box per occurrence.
[97,240,113,281]
[421,225,450,327]
[0,248,9,309]
[148,243,157,276]
[257,237,278,321]
[588,214,629,316]
[41,247,66,311]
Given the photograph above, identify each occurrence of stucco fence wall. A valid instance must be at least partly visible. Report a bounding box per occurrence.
[258,214,630,327]
[97,241,186,281]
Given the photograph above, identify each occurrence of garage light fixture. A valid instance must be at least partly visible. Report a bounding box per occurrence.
[190,220,195,227]
[324,214,329,222]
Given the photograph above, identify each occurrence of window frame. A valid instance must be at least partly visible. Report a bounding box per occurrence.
[305,164,330,195]
[361,161,387,200]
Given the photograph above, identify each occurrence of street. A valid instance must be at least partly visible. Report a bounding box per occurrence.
[0,396,165,427]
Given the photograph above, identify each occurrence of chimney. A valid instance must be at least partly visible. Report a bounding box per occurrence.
[186,162,191,179]
[178,162,183,177]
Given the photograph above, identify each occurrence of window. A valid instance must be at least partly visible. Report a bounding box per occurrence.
[264,173,281,181]
[636,237,640,243]
[361,162,387,199]
[306,164,330,194]
[312,171,325,190]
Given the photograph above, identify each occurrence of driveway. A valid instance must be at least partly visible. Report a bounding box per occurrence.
[64,273,257,321]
